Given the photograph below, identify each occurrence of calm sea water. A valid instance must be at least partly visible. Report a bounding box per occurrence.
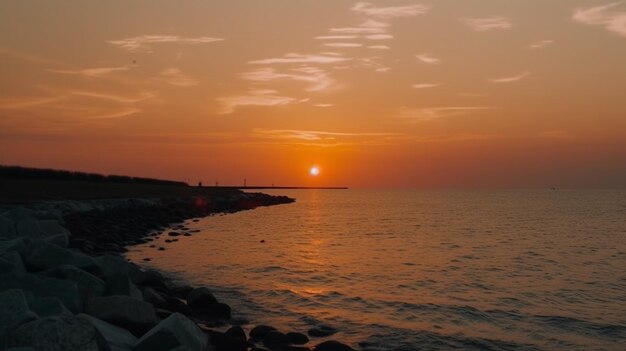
[128,190,626,350]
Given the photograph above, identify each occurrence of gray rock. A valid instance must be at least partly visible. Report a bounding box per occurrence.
[15,218,43,238]
[43,265,105,302]
[7,314,110,351]
[314,341,354,351]
[0,251,26,273]
[105,272,143,301]
[44,233,70,248]
[308,325,337,337]
[28,297,70,318]
[0,237,30,256]
[263,330,291,348]
[133,313,209,351]
[287,332,309,345]
[21,239,97,273]
[78,314,138,351]
[187,287,218,308]
[86,295,157,336]
[0,214,16,238]
[0,289,39,347]
[142,287,166,308]
[250,325,277,339]
[38,220,70,237]
[2,208,39,222]
[0,273,82,313]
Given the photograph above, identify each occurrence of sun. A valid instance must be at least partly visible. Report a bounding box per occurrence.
[309,166,320,176]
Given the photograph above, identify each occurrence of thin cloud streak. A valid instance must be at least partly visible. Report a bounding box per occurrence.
[249,53,350,64]
[216,90,302,114]
[463,16,512,31]
[488,71,530,83]
[573,2,626,37]
[107,35,224,53]
[47,67,130,77]
[241,67,336,92]
[157,68,198,87]
[323,43,363,48]
[529,40,555,49]
[351,2,429,19]
[413,83,441,89]
[398,106,495,122]
[416,53,441,64]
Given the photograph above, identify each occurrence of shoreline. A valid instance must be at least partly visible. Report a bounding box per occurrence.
[0,191,354,351]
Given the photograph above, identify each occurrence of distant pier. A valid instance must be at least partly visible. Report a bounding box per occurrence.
[207,186,348,190]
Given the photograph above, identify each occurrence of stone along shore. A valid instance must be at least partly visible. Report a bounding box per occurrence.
[0,192,355,351]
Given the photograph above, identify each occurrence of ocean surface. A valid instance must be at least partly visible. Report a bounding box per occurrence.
[127,190,626,350]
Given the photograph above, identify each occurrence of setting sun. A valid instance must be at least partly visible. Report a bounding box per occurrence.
[309,166,320,176]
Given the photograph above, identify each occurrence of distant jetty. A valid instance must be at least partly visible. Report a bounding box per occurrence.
[210,186,349,190]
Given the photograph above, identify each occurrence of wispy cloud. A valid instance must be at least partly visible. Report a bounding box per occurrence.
[241,67,337,92]
[252,128,402,146]
[107,35,224,53]
[463,16,512,31]
[315,35,359,40]
[157,68,198,87]
[488,71,530,83]
[314,103,335,108]
[47,67,130,77]
[528,40,555,49]
[416,53,441,64]
[398,106,495,122]
[0,96,63,109]
[573,2,626,37]
[323,42,363,48]
[364,34,394,40]
[412,83,442,89]
[69,91,157,103]
[351,2,429,19]
[216,89,302,114]
[249,53,350,65]
[368,45,390,50]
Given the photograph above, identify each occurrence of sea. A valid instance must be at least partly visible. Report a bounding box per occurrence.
[127,189,626,351]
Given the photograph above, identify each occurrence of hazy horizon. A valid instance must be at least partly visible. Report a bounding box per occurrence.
[1,1,625,188]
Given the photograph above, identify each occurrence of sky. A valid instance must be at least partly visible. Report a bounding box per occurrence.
[1,0,625,188]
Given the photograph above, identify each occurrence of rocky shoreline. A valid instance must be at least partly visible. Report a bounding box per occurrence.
[0,191,355,351]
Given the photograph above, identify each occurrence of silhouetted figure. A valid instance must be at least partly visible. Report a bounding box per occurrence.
[198,181,202,187]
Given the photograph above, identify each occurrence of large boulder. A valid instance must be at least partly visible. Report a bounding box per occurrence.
[43,265,105,302]
[142,287,166,308]
[0,289,39,347]
[250,325,277,339]
[314,341,354,351]
[0,215,16,238]
[104,272,143,301]
[187,287,218,309]
[27,297,71,318]
[0,237,30,256]
[78,314,138,351]
[6,314,110,351]
[133,313,209,351]
[38,220,70,237]
[263,330,291,349]
[0,273,82,313]
[21,239,98,273]
[85,295,158,336]
[15,218,43,238]
[0,251,26,273]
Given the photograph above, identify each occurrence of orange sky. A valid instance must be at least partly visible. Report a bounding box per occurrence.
[1,1,625,188]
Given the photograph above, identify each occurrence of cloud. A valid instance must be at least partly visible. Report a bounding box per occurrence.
[69,91,157,103]
[357,57,391,72]
[107,35,224,53]
[573,2,626,37]
[351,2,429,19]
[216,89,302,114]
[364,34,394,40]
[315,35,359,40]
[47,67,130,77]
[314,103,334,108]
[416,53,441,64]
[368,45,390,50]
[398,106,495,122]
[157,68,198,87]
[412,83,441,89]
[488,71,530,83]
[249,53,351,64]
[528,40,555,49]
[241,67,336,92]
[0,96,63,109]
[463,16,512,31]
[252,128,401,143]
[323,42,363,48]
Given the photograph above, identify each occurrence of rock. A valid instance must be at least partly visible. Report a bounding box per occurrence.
[0,251,26,272]
[43,265,105,302]
[78,314,138,351]
[15,218,43,238]
[86,295,157,336]
[263,330,291,348]
[0,237,29,256]
[104,272,143,301]
[7,314,110,351]
[44,233,70,248]
[287,332,309,345]
[133,313,209,351]
[139,269,165,288]
[197,302,231,320]
[38,220,70,237]
[158,247,165,251]
[28,297,71,317]
[168,232,180,237]
[2,208,39,222]
[210,329,247,351]
[0,289,38,346]
[187,287,218,308]
[21,239,98,273]
[313,341,354,351]
[307,326,337,337]
[0,273,82,313]
[250,325,277,339]
[225,326,246,341]
[142,287,166,308]
[0,214,16,238]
